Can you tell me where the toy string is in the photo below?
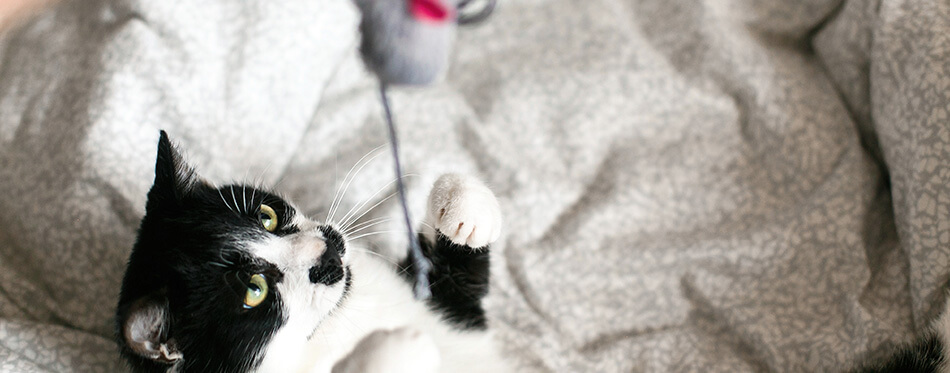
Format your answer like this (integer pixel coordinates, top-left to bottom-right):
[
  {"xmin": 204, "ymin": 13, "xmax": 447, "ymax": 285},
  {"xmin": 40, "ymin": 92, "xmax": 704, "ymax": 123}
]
[{"xmin": 379, "ymin": 83, "xmax": 432, "ymax": 300}]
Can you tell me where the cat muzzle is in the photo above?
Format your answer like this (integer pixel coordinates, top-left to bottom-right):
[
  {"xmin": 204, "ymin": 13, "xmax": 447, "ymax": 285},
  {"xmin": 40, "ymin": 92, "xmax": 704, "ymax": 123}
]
[{"xmin": 309, "ymin": 244, "xmax": 344, "ymax": 285}]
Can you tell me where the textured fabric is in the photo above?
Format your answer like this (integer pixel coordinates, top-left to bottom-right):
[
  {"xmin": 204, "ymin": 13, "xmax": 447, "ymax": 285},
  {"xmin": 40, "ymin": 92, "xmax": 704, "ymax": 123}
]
[{"xmin": 1, "ymin": 0, "xmax": 948, "ymax": 371}]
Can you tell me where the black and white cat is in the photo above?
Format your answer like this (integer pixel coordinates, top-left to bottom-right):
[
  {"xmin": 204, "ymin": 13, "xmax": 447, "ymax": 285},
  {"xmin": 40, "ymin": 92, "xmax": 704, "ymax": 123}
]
[
  {"xmin": 115, "ymin": 131, "xmax": 507, "ymax": 373},
  {"xmin": 116, "ymin": 132, "xmax": 950, "ymax": 373}
]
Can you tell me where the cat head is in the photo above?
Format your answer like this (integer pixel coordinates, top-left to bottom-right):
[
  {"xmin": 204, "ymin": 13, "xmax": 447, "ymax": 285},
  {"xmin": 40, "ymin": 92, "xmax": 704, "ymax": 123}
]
[{"xmin": 115, "ymin": 131, "xmax": 351, "ymax": 373}]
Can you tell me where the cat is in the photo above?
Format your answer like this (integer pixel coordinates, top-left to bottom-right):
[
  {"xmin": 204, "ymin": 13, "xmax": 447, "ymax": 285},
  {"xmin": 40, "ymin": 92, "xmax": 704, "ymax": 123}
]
[{"xmin": 115, "ymin": 131, "xmax": 507, "ymax": 373}]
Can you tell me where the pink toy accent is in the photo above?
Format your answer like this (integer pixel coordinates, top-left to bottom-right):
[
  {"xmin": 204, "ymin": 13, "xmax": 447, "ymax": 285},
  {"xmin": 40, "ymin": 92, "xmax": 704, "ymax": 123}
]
[{"xmin": 409, "ymin": 0, "xmax": 452, "ymax": 23}]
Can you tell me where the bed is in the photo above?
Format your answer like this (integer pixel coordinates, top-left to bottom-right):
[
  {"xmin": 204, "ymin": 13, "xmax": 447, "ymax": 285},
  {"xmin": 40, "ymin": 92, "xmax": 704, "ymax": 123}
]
[{"xmin": 1, "ymin": 0, "xmax": 948, "ymax": 371}]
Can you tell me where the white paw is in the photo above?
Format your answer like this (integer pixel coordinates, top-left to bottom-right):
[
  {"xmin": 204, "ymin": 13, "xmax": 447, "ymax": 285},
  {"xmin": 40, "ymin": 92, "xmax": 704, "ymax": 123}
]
[
  {"xmin": 426, "ymin": 174, "xmax": 502, "ymax": 248},
  {"xmin": 334, "ymin": 327, "xmax": 440, "ymax": 373}
]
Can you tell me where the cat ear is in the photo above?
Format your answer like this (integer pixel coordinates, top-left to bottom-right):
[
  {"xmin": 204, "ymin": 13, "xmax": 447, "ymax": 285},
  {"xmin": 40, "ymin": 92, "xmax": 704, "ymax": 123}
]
[
  {"xmin": 120, "ymin": 293, "xmax": 183, "ymax": 364},
  {"xmin": 149, "ymin": 130, "xmax": 202, "ymax": 206}
]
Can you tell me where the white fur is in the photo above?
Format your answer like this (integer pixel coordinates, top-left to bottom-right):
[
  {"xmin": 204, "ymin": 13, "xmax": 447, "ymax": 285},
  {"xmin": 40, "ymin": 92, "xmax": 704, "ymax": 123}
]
[
  {"xmin": 252, "ymin": 218, "xmax": 351, "ymax": 372},
  {"xmin": 424, "ymin": 174, "xmax": 502, "ymax": 248},
  {"xmin": 292, "ymin": 250, "xmax": 506, "ymax": 373},
  {"xmin": 332, "ymin": 327, "xmax": 441, "ymax": 373},
  {"xmin": 247, "ymin": 174, "xmax": 506, "ymax": 373}
]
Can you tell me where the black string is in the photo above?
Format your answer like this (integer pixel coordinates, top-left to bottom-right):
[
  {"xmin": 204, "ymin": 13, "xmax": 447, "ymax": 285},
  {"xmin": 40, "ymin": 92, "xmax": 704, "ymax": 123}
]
[{"xmin": 379, "ymin": 84, "xmax": 432, "ymax": 300}]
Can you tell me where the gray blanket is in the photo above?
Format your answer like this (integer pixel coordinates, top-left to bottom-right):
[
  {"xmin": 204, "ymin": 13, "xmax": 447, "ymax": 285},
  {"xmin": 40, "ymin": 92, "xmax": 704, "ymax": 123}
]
[{"xmin": 1, "ymin": 0, "xmax": 948, "ymax": 371}]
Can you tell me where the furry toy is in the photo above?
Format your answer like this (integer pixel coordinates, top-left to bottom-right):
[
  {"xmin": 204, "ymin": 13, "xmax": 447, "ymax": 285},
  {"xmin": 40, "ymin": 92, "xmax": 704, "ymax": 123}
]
[{"xmin": 353, "ymin": 0, "xmax": 495, "ymax": 86}]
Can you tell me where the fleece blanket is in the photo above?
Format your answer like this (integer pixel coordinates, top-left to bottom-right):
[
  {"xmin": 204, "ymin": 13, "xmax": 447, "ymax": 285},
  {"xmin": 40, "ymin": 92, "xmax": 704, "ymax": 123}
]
[{"xmin": 1, "ymin": 0, "xmax": 948, "ymax": 371}]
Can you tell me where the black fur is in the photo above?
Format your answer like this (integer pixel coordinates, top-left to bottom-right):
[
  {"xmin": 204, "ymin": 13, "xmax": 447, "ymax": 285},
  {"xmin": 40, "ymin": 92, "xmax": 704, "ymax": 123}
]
[
  {"xmin": 321, "ymin": 224, "xmax": 346, "ymax": 255},
  {"xmin": 116, "ymin": 131, "xmax": 304, "ymax": 373},
  {"xmin": 855, "ymin": 332, "xmax": 946, "ymax": 373},
  {"xmin": 401, "ymin": 233, "xmax": 491, "ymax": 330},
  {"xmin": 309, "ymin": 246, "xmax": 344, "ymax": 285}
]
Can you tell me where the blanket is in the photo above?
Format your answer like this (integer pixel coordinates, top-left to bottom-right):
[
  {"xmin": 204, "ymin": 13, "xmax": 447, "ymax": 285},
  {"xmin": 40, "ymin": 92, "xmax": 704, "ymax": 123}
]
[{"xmin": 1, "ymin": 0, "xmax": 948, "ymax": 371}]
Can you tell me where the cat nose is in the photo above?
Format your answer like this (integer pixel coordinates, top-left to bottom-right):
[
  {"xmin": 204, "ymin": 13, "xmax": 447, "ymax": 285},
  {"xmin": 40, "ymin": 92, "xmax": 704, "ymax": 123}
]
[
  {"xmin": 320, "ymin": 225, "xmax": 345, "ymax": 255},
  {"xmin": 309, "ymin": 244, "xmax": 343, "ymax": 285}
]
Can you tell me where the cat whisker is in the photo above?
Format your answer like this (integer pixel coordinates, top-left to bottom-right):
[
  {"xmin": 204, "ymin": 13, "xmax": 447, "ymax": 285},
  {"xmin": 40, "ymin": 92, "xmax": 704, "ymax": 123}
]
[
  {"xmin": 344, "ymin": 215, "xmax": 392, "ymax": 230},
  {"xmin": 349, "ymin": 247, "xmax": 400, "ymax": 266},
  {"xmin": 255, "ymin": 161, "xmax": 273, "ymax": 187},
  {"xmin": 250, "ymin": 163, "xmax": 275, "ymax": 211},
  {"xmin": 218, "ymin": 188, "xmax": 234, "ymax": 212},
  {"xmin": 249, "ymin": 186, "xmax": 257, "ymax": 214},
  {"xmin": 230, "ymin": 185, "xmax": 240, "ymax": 215},
  {"xmin": 346, "ymin": 230, "xmax": 407, "ymax": 241},
  {"xmin": 342, "ymin": 216, "xmax": 393, "ymax": 235},
  {"xmin": 326, "ymin": 144, "xmax": 387, "ymax": 225},
  {"xmin": 242, "ymin": 180, "xmax": 248, "ymax": 214},
  {"xmin": 343, "ymin": 219, "xmax": 394, "ymax": 237},
  {"xmin": 340, "ymin": 210, "xmax": 396, "ymax": 235},
  {"xmin": 337, "ymin": 172, "xmax": 418, "ymax": 229},
  {"xmin": 269, "ymin": 172, "xmax": 291, "ymax": 193},
  {"xmin": 338, "ymin": 191, "xmax": 399, "ymax": 231}
]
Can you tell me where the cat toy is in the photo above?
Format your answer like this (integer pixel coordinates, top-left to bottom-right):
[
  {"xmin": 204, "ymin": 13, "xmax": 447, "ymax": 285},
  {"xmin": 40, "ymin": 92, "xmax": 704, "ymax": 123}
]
[{"xmin": 352, "ymin": 0, "xmax": 496, "ymax": 299}]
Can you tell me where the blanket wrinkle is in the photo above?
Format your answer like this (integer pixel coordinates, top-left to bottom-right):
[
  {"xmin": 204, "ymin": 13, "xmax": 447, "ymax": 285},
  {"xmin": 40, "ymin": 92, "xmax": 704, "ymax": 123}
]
[
  {"xmin": 533, "ymin": 150, "xmax": 619, "ymax": 248},
  {"xmin": 679, "ymin": 273, "xmax": 773, "ymax": 371}
]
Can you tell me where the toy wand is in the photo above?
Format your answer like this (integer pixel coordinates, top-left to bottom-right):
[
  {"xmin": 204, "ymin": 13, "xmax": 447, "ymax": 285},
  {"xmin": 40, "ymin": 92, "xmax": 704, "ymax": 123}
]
[{"xmin": 353, "ymin": 0, "xmax": 496, "ymax": 299}]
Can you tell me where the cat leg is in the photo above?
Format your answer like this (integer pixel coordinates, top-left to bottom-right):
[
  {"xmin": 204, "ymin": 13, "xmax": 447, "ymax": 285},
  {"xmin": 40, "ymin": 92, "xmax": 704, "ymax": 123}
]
[
  {"xmin": 331, "ymin": 327, "xmax": 440, "ymax": 373},
  {"xmin": 401, "ymin": 174, "xmax": 502, "ymax": 330}
]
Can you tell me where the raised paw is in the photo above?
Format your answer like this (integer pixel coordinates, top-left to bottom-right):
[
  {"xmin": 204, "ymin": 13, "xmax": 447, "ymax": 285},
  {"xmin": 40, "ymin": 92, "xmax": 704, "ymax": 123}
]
[
  {"xmin": 332, "ymin": 327, "xmax": 440, "ymax": 373},
  {"xmin": 426, "ymin": 174, "xmax": 502, "ymax": 248}
]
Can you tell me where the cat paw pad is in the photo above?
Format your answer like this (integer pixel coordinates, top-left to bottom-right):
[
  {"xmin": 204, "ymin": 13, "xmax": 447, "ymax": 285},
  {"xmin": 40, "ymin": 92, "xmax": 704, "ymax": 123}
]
[{"xmin": 426, "ymin": 174, "xmax": 502, "ymax": 248}]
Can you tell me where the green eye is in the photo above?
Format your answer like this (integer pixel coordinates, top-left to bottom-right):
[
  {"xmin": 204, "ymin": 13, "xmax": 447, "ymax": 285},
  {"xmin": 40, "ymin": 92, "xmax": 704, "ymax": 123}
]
[
  {"xmin": 259, "ymin": 204, "xmax": 278, "ymax": 232},
  {"xmin": 243, "ymin": 274, "xmax": 268, "ymax": 309}
]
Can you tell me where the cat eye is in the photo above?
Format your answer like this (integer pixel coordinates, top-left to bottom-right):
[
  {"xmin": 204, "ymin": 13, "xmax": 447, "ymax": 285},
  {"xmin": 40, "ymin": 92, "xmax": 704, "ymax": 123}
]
[
  {"xmin": 243, "ymin": 274, "xmax": 268, "ymax": 309},
  {"xmin": 259, "ymin": 204, "xmax": 278, "ymax": 232}
]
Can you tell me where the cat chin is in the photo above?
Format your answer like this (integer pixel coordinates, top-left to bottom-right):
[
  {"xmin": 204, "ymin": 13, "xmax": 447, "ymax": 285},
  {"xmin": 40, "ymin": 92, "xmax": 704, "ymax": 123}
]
[{"xmin": 257, "ymin": 269, "xmax": 351, "ymax": 372}]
